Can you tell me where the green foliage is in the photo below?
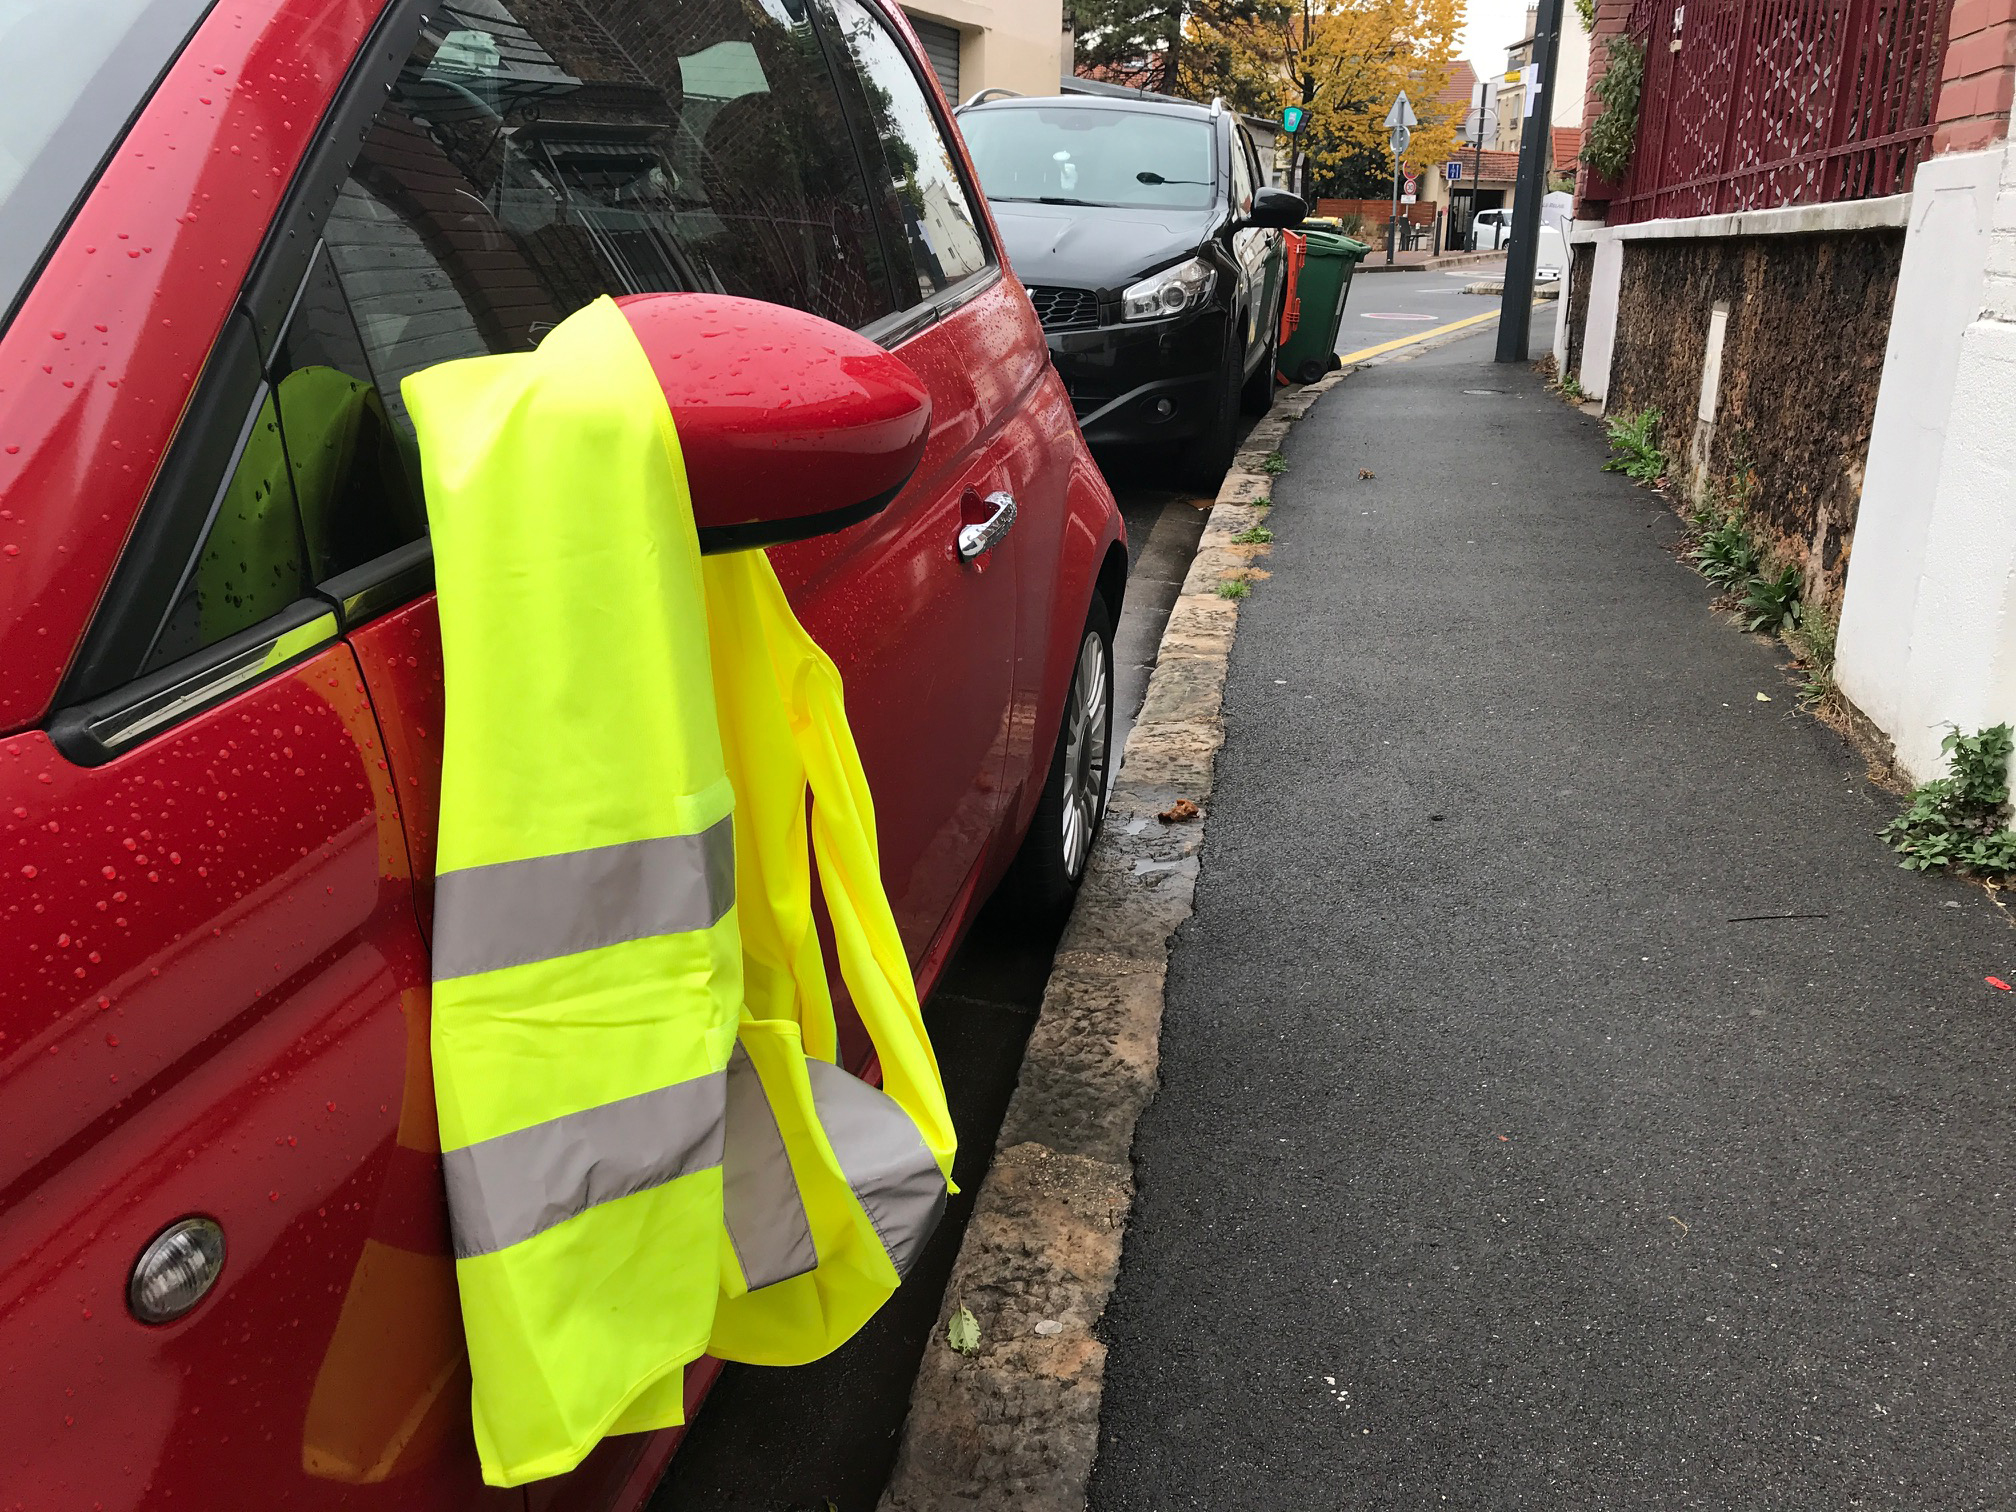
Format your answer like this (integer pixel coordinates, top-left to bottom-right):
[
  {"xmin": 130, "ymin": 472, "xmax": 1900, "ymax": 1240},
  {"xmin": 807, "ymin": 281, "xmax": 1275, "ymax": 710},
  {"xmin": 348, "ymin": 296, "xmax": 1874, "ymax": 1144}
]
[
  {"xmin": 1790, "ymin": 605, "xmax": 1838, "ymax": 703},
  {"xmin": 1252, "ymin": 495, "xmax": 1271, "ymax": 508},
  {"xmin": 1217, "ymin": 578, "xmax": 1252, "ymax": 599},
  {"xmin": 1602, "ymin": 407, "xmax": 1666, "ymax": 484},
  {"xmin": 1573, "ymin": 0, "xmax": 1596, "ymax": 32},
  {"xmin": 1261, "ymin": 451, "xmax": 1289, "ymax": 475},
  {"xmin": 1690, "ymin": 512, "xmax": 1759, "ymax": 588},
  {"xmin": 1581, "ymin": 35, "xmax": 1645, "ymax": 183},
  {"xmin": 1743, "ymin": 564, "xmax": 1802, "ymax": 635},
  {"xmin": 1232, "ymin": 523, "xmax": 1274, "ymax": 543},
  {"xmin": 1555, "ymin": 369, "xmax": 1585, "ymax": 401},
  {"xmin": 1883, "ymin": 726, "xmax": 2016, "ymax": 877}
]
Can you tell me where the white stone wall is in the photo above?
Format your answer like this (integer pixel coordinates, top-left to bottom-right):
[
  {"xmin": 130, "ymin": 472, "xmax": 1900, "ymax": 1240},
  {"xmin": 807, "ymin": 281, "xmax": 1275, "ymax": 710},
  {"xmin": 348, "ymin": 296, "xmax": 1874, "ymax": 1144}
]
[{"xmin": 1835, "ymin": 147, "xmax": 2005, "ymax": 779}]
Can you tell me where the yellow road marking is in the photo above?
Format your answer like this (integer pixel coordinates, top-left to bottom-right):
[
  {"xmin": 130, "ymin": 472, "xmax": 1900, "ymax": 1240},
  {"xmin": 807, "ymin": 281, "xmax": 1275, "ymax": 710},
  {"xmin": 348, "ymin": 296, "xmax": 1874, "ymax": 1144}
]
[{"xmin": 1336, "ymin": 308, "xmax": 1502, "ymax": 364}]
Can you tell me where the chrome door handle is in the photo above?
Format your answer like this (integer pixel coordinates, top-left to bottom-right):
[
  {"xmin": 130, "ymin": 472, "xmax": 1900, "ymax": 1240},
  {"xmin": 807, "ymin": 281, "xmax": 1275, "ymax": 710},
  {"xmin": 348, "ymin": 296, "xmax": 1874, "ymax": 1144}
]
[{"xmin": 957, "ymin": 491, "xmax": 1017, "ymax": 562}]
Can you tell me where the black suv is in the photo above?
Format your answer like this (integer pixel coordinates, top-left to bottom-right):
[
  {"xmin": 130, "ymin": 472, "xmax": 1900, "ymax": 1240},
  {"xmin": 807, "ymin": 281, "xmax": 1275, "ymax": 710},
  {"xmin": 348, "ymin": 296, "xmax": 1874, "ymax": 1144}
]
[{"xmin": 957, "ymin": 91, "xmax": 1305, "ymax": 487}]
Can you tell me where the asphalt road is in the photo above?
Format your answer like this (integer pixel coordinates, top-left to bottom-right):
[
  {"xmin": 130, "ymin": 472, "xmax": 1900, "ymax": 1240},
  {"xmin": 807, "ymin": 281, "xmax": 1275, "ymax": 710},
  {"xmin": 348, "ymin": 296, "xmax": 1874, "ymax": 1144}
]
[
  {"xmin": 1088, "ymin": 330, "xmax": 2016, "ymax": 1508},
  {"xmin": 1337, "ymin": 260, "xmax": 1509, "ymax": 359}
]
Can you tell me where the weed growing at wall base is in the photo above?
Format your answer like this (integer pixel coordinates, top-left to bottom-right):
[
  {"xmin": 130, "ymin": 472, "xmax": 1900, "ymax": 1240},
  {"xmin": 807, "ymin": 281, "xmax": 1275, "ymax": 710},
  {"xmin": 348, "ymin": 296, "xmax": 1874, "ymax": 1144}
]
[
  {"xmin": 1603, "ymin": 408, "xmax": 1667, "ymax": 484},
  {"xmin": 1883, "ymin": 725, "xmax": 2016, "ymax": 878},
  {"xmin": 1691, "ymin": 511, "xmax": 1760, "ymax": 587},
  {"xmin": 1743, "ymin": 564, "xmax": 1803, "ymax": 635}
]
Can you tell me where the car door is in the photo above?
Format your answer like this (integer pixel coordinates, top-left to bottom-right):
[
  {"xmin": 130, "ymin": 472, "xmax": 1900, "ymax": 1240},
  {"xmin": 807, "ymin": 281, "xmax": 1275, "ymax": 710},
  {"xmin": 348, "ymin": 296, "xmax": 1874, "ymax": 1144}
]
[
  {"xmin": 1, "ymin": 286, "xmax": 511, "ymax": 1512},
  {"xmin": 787, "ymin": 0, "xmax": 1036, "ymax": 991},
  {"xmin": 1238, "ymin": 126, "xmax": 1284, "ymax": 350},
  {"xmin": 1225, "ymin": 121, "xmax": 1267, "ymax": 370}
]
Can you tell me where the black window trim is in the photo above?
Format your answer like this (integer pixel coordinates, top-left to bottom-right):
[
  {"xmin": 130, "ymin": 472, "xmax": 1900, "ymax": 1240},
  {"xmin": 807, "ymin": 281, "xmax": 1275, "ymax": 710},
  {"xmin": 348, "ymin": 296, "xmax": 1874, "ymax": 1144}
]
[{"xmin": 51, "ymin": 599, "xmax": 339, "ymax": 767}]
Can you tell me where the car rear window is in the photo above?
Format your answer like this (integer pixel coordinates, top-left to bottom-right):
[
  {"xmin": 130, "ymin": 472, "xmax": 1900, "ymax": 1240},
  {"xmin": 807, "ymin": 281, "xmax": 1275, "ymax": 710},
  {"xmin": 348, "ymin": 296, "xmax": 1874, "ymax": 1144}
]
[
  {"xmin": 960, "ymin": 106, "xmax": 1214, "ymax": 211},
  {"xmin": 0, "ymin": 0, "xmax": 217, "ymax": 333}
]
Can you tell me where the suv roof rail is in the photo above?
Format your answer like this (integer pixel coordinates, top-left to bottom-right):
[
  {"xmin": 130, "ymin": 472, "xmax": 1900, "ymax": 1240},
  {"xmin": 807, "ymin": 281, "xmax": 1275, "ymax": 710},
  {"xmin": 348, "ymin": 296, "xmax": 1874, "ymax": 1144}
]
[
  {"xmin": 959, "ymin": 87, "xmax": 1023, "ymax": 108},
  {"xmin": 1210, "ymin": 95, "xmax": 1225, "ymax": 116}
]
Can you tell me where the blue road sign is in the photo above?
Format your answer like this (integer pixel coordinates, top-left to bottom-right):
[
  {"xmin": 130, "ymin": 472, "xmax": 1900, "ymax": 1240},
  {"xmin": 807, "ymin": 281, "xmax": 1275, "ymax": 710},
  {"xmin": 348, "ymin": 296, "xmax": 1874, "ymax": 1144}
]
[{"xmin": 1446, "ymin": 159, "xmax": 1464, "ymax": 181}]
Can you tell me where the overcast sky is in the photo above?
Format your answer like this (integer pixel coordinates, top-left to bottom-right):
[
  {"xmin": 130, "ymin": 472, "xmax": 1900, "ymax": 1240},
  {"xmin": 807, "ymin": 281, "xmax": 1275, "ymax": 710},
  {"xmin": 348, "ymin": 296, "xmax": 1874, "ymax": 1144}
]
[{"xmin": 1461, "ymin": 0, "xmax": 1540, "ymax": 82}]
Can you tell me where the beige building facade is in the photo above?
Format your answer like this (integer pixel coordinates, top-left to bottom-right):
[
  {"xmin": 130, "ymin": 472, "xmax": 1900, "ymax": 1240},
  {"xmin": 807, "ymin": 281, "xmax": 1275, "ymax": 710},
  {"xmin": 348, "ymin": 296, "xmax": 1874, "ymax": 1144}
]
[
  {"xmin": 1493, "ymin": 3, "xmax": 1591, "ymax": 153},
  {"xmin": 902, "ymin": 1, "xmax": 1068, "ymax": 103}
]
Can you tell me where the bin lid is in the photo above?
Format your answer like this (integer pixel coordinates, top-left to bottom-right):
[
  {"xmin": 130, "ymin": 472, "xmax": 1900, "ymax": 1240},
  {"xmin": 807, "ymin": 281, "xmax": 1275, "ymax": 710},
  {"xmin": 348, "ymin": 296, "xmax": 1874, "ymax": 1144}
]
[{"xmin": 1301, "ymin": 229, "xmax": 1370, "ymax": 258}]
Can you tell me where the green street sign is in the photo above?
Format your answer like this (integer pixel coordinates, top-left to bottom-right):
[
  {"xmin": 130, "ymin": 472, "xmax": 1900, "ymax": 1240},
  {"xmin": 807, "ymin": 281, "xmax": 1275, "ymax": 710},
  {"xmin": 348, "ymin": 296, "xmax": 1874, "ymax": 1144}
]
[{"xmin": 1281, "ymin": 104, "xmax": 1305, "ymax": 133}]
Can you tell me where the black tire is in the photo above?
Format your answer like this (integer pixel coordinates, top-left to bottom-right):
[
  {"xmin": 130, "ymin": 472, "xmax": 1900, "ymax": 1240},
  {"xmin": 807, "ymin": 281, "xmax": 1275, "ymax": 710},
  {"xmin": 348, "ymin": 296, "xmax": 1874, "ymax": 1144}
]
[
  {"xmin": 1239, "ymin": 331, "xmax": 1277, "ymax": 416},
  {"xmin": 1295, "ymin": 354, "xmax": 1327, "ymax": 384},
  {"xmin": 1178, "ymin": 328, "xmax": 1242, "ymax": 492},
  {"xmin": 1002, "ymin": 596, "xmax": 1116, "ymax": 922}
]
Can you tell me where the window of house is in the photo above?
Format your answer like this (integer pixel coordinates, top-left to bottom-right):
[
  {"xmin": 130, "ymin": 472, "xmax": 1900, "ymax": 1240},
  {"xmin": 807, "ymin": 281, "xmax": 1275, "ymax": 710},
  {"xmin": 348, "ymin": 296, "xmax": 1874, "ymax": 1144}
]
[{"xmin": 816, "ymin": 0, "xmax": 986, "ymax": 302}]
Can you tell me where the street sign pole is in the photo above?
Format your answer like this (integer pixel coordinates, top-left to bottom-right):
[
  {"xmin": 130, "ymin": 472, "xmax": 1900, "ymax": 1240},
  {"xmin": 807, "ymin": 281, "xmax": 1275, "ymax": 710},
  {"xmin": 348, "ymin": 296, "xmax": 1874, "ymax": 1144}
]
[
  {"xmin": 1496, "ymin": 0, "xmax": 1565, "ymax": 361},
  {"xmin": 1382, "ymin": 93, "xmax": 1416, "ymax": 265}
]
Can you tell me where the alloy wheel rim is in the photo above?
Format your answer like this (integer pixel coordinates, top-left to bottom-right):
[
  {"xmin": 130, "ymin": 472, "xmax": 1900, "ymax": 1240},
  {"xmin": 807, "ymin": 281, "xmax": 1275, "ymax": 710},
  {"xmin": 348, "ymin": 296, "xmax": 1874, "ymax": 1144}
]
[{"xmin": 1060, "ymin": 630, "xmax": 1110, "ymax": 879}]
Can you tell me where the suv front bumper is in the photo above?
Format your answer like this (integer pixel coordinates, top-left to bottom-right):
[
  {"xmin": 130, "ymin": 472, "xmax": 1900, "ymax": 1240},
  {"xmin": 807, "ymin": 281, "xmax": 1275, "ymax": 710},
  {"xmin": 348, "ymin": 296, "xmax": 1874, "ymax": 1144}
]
[{"xmin": 1047, "ymin": 308, "xmax": 1231, "ymax": 449}]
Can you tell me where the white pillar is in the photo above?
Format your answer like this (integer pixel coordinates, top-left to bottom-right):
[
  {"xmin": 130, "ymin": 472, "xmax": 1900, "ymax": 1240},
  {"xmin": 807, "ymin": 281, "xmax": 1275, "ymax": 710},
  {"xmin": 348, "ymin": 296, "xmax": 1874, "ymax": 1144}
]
[{"xmin": 1834, "ymin": 147, "xmax": 2006, "ymax": 778}]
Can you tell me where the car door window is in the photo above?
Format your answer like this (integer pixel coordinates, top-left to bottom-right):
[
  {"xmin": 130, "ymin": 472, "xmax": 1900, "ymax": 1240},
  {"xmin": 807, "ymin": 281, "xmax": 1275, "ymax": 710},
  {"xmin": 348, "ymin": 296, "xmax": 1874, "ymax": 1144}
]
[
  {"xmin": 328, "ymin": 0, "xmax": 900, "ymax": 355},
  {"xmin": 814, "ymin": 0, "xmax": 986, "ymax": 302},
  {"xmin": 142, "ymin": 377, "xmax": 312, "ymax": 672},
  {"xmin": 268, "ymin": 242, "xmax": 432, "ymax": 588},
  {"xmin": 1229, "ymin": 124, "xmax": 1253, "ymax": 216}
]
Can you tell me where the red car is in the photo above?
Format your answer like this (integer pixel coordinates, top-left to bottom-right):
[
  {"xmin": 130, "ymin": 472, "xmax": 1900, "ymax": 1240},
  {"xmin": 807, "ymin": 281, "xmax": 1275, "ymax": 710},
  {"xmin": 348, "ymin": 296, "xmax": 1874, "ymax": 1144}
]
[{"xmin": 0, "ymin": 1, "xmax": 1125, "ymax": 1507}]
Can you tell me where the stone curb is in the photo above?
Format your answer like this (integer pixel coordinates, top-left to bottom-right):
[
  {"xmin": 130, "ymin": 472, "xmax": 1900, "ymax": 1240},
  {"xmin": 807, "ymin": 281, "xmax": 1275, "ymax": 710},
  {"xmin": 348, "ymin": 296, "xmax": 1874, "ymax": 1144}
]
[{"xmin": 877, "ymin": 371, "xmax": 1352, "ymax": 1512}]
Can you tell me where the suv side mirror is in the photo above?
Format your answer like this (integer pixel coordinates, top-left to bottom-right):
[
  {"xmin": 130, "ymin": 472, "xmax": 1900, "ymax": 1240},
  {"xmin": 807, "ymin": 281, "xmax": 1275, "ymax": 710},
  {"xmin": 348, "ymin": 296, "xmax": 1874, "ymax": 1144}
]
[
  {"xmin": 616, "ymin": 293, "xmax": 932, "ymax": 554},
  {"xmin": 1247, "ymin": 187, "xmax": 1307, "ymax": 228}
]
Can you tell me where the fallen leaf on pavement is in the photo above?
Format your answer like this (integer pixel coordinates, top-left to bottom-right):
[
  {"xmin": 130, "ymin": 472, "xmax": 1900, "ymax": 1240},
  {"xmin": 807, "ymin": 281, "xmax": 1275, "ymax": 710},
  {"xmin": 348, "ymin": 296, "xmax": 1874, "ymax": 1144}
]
[
  {"xmin": 1755, "ymin": 692, "xmax": 1773, "ymax": 702},
  {"xmin": 947, "ymin": 1305, "xmax": 981, "ymax": 1355},
  {"xmin": 1158, "ymin": 798, "xmax": 1200, "ymax": 824},
  {"xmin": 1359, "ymin": 468, "xmax": 1376, "ymax": 479}
]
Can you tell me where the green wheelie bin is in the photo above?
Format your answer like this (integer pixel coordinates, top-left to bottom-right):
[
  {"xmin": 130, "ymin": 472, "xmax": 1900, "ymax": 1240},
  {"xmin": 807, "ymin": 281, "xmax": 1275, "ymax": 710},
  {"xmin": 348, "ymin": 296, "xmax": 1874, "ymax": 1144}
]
[{"xmin": 1278, "ymin": 228, "xmax": 1369, "ymax": 385}]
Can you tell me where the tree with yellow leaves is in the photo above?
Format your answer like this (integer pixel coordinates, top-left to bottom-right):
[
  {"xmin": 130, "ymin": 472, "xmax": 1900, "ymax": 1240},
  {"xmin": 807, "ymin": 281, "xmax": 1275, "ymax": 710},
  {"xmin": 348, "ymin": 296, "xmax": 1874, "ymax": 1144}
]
[{"xmin": 1176, "ymin": 0, "xmax": 1464, "ymax": 200}]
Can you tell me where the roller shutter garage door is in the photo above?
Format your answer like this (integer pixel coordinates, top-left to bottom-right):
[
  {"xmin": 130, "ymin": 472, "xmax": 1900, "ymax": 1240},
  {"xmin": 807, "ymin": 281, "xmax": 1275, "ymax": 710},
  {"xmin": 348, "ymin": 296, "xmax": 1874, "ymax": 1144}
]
[{"xmin": 907, "ymin": 15, "xmax": 961, "ymax": 101}]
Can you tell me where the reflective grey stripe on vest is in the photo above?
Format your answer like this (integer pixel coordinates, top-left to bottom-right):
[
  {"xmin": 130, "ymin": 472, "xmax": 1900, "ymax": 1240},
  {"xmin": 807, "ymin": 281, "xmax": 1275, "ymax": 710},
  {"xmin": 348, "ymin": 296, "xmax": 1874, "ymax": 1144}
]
[
  {"xmin": 804, "ymin": 1059, "xmax": 948, "ymax": 1279},
  {"xmin": 431, "ymin": 815, "xmax": 736, "ymax": 982},
  {"xmin": 443, "ymin": 1070, "xmax": 727, "ymax": 1259},
  {"xmin": 722, "ymin": 1043, "xmax": 819, "ymax": 1291}
]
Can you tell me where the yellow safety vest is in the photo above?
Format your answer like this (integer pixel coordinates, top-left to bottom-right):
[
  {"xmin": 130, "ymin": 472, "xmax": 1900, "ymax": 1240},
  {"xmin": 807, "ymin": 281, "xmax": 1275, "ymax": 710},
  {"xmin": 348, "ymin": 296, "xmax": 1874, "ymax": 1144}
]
[{"xmin": 404, "ymin": 295, "xmax": 954, "ymax": 1488}]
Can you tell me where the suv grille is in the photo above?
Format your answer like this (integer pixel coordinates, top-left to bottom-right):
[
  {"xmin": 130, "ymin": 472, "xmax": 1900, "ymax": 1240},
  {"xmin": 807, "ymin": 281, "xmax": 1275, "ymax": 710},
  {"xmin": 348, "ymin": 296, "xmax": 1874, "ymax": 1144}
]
[{"xmin": 1026, "ymin": 285, "xmax": 1099, "ymax": 331}]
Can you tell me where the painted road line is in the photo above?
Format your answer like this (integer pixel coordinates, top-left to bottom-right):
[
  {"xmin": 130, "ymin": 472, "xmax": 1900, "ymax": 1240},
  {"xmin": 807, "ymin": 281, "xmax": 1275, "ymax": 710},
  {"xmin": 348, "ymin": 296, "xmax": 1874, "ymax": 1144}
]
[{"xmin": 1338, "ymin": 308, "xmax": 1503, "ymax": 363}]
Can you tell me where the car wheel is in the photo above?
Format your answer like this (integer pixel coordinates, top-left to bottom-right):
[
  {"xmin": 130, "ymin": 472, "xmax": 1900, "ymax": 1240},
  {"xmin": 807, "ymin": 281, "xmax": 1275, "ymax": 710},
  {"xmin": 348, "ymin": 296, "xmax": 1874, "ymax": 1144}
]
[
  {"xmin": 1004, "ymin": 596, "xmax": 1115, "ymax": 920},
  {"xmin": 1239, "ymin": 331, "xmax": 1277, "ymax": 416},
  {"xmin": 1179, "ymin": 329, "xmax": 1242, "ymax": 492}
]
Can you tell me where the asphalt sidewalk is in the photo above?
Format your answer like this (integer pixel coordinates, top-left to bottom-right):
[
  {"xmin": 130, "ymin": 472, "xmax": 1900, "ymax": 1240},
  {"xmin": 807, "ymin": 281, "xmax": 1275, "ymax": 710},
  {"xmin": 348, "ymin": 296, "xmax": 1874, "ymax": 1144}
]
[{"xmin": 1087, "ymin": 335, "xmax": 2016, "ymax": 1508}]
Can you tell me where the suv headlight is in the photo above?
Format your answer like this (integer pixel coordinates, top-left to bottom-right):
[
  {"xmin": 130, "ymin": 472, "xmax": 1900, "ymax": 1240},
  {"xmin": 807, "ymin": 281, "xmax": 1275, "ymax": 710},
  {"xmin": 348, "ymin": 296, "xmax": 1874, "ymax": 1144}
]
[{"xmin": 1121, "ymin": 257, "xmax": 1216, "ymax": 322}]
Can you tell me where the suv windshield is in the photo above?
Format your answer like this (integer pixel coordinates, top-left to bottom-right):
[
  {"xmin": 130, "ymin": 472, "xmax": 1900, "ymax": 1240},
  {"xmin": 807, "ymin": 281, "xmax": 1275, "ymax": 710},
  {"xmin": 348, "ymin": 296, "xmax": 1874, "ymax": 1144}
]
[
  {"xmin": 0, "ymin": 0, "xmax": 216, "ymax": 331},
  {"xmin": 960, "ymin": 106, "xmax": 1214, "ymax": 211}
]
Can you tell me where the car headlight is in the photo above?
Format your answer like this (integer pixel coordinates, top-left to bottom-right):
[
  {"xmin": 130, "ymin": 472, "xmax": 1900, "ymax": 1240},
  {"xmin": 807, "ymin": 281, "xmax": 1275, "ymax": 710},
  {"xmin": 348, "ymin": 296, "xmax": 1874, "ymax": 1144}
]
[{"xmin": 1121, "ymin": 257, "xmax": 1216, "ymax": 322}]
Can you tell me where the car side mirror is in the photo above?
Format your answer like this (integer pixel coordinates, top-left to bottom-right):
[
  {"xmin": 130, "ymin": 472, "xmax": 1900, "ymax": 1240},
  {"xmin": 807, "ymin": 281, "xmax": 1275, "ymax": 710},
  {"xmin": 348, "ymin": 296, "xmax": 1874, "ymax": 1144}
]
[
  {"xmin": 615, "ymin": 293, "xmax": 932, "ymax": 554},
  {"xmin": 1247, "ymin": 187, "xmax": 1307, "ymax": 228}
]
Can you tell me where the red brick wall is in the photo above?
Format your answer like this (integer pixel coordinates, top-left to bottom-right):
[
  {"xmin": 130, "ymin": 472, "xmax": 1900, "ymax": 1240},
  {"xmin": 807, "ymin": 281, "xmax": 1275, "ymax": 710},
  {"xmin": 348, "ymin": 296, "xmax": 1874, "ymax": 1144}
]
[
  {"xmin": 1574, "ymin": 0, "xmax": 1635, "ymax": 216},
  {"xmin": 1934, "ymin": 0, "xmax": 2016, "ymax": 153}
]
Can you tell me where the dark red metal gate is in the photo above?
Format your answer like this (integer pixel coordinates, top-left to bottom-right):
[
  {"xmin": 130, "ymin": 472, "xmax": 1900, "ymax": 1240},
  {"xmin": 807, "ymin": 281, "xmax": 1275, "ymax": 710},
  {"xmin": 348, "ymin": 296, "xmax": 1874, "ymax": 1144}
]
[{"xmin": 1610, "ymin": 0, "xmax": 1949, "ymax": 222}]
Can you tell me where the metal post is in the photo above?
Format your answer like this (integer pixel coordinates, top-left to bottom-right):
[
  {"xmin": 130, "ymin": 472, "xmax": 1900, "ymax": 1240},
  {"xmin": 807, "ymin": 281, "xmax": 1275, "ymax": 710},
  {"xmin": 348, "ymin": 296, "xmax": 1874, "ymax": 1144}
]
[
  {"xmin": 1472, "ymin": 135, "xmax": 1484, "ymax": 248},
  {"xmin": 1495, "ymin": 0, "xmax": 1565, "ymax": 361},
  {"xmin": 1387, "ymin": 144, "xmax": 1400, "ymax": 263}
]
